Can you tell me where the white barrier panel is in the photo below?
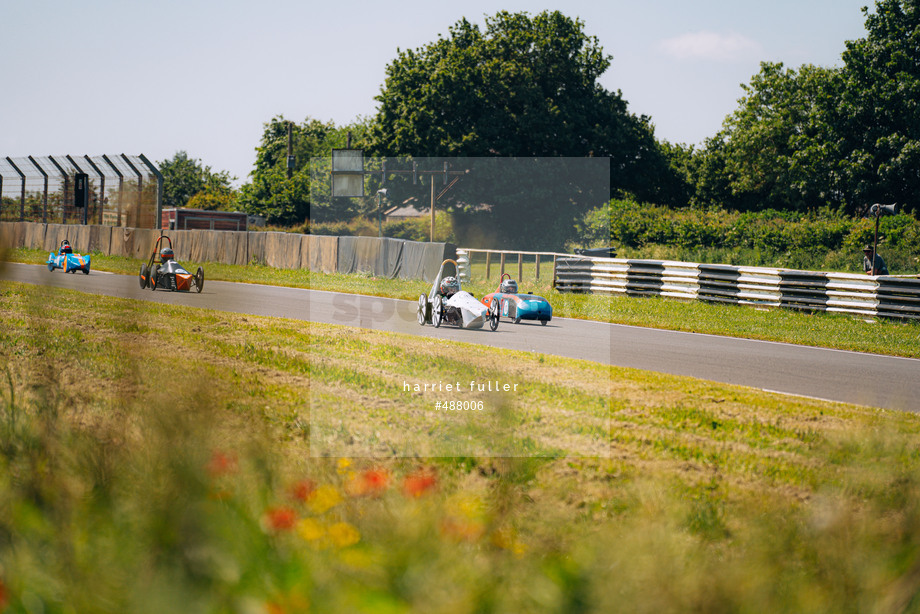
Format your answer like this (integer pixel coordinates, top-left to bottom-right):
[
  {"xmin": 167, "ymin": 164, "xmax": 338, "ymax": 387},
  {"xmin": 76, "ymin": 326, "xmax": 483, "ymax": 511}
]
[{"xmin": 554, "ymin": 256, "xmax": 920, "ymax": 320}]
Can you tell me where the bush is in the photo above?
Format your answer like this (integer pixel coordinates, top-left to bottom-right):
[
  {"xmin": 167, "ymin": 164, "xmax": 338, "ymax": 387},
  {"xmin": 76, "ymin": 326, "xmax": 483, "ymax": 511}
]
[
  {"xmin": 309, "ymin": 213, "xmax": 456, "ymax": 243},
  {"xmin": 572, "ymin": 201, "xmax": 920, "ymax": 273}
]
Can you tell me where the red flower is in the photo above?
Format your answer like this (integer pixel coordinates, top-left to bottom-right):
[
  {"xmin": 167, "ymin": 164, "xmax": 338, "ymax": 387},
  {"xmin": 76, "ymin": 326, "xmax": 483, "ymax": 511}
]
[
  {"xmin": 347, "ymin": 468, "xmax": 390, "ymax": 497},
  {"xmin": 402, "ymin": 469, "xmax": 438, "ymax": 498},
  {"xmin": 207, "ymin": 451, "xmax": 238, "ymax": 478},
  {"xmin": 0, "ymin": 578, "xmax": 8, "ymax": 611},
  {"xmin": 362, "ymin": 468, "xmax": 389, "ymax": 495},
  {"xmin": 263, "ymin": 506, "xmax": 297, "ymax": 531},
  {"xmin": 288, "ymin": 479, "xmax": 316, "ymax": 503}
]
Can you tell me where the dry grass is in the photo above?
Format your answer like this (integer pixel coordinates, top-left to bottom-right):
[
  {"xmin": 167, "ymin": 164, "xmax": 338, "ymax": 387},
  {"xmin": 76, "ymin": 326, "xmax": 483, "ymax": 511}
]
[{"xmin": 2, "ymin": 281, "xmax": 920, "ymax": 612}]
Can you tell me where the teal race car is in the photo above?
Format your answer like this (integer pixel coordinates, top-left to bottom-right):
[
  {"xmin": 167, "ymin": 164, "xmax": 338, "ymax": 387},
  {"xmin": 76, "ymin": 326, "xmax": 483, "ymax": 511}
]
[
  {"xmin": 480, "ymin": 274, "xmax": 552, "ymax": 325},
  {"xmin": 46, "ymin": 240, "xmax": 91, "ymax": 275}
]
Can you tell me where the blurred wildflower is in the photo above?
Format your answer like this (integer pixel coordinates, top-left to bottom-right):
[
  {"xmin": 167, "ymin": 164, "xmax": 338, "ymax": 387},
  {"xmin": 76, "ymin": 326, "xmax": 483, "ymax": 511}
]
[
  {"xmin": 491, "ymin": 527, "xmax": 527, "ymax": 558},
  {"xmin": 0, "ymin": 578, "xmax": 8, "ymax": 611},
  {"xmin": 297, "ymin": 518, "xmax": 359, "ymax": 549},
  {"xmin": 439, "ymin": 517, "xmax": 486, "ymax": 542},
  {"xmin": 328, "ymin": 522, "xmax": 361, "ymax": 548},
  {"xmin": 207, "ymin": 450, "xmax": 238, "ymax": 478},
  {"xmin": 309, "ymin": 485, "xmax": 343, "ymax": 514},
  {"xmin": 402, "ymin": 468, "xmax": 438, "ymax": 498},
  {"xmin": 440, "ymin": 494, "xmax": 486, "ymax": 542},
  {"xmin": 262, "ymin": 506, "xmax": 297, "ymax": 532},
  {"xmin": 452, "ymin": 493, "xmax": 485, "ymax": 518},
  {"xmin": 288, "ymin": 479, "xmax": 316, "ymax": 503},
  {"xmin": 297, "ymin": 517, "xmax": 325, "ymax": 542},
  {"xmin": 346, "ymin": 468, "xmax": 390, "ymax": 497},
  {"xmin": 336, "ymin": 458, "xmax": 352, "ymax": 474}
]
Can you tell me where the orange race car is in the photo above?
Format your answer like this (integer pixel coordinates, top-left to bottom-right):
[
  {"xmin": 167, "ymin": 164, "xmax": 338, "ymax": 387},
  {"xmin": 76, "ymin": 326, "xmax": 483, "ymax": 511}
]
[{"xmin": 139, "ymin": 235, "xmax": 204, "ymax": 293}]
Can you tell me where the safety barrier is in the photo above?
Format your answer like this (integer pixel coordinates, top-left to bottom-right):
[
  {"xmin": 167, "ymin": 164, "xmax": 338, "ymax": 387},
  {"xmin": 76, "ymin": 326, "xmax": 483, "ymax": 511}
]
[
  {"xmin": 456, "ymin": 248, "xmax": 564, "ymax": 283},
  {"xmin": 0, "ymin": 222, "xmax": 454, "ymax": 282},
  {"xmin": 553, "ymin": 256, "xmax": 920, "ymax": 320}
]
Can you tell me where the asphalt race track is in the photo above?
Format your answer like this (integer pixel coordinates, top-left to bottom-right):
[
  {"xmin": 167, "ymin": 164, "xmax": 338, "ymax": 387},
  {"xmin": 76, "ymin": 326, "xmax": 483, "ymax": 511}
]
[{"xmin": 3, "ymin": 261, "xmax": 918, "ymax": 413}]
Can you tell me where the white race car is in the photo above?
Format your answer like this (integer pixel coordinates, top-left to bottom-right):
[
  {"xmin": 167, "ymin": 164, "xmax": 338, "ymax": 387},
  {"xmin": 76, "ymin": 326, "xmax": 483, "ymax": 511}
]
[{"xmin": 417, "ymin": 259, "xmax": 499, "ymax": 331}]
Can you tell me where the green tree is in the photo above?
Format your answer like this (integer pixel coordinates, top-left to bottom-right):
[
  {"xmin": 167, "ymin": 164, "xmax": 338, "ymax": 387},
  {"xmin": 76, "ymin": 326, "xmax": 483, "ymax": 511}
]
[
  {"xmin": 368, "ymin": 10, "xmax": 671, "ymax": 246},
  {"xmin": 372, "ymin": 11, "xmax": 669, "ymax": 189},
  {"xmin": 239, "ymin": 115, "xmax": 372, "ymax": 224},
  {"xmin": 158, "ymin": 151, "xmax": 237, "ymax": 211},
  {"xmin": 836, "ymin": 0, "xmax": 920, "ymax": 213},
  {"xmin": 657, "ymin": 140, "xmax": 697, "ymax": 207},
  {"xmin": 186, "ymin": 184, "xmax": 238, "ymax": 211},
  {"xmin": 694, "ymin": 0, "xmax": 920, "ymax": 215},
  {"xmin": 696, "ymin": 62, "xmax": 842, "ymax": 211}
]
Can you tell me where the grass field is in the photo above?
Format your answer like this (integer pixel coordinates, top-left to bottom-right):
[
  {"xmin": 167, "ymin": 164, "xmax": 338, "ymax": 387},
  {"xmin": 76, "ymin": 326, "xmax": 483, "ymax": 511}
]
[
  {"xmin": 1, "ymin": 281, "xmax": 920, "ymax": 612},
  {"xmin": 6, "ymin": 247, "xmax": 920, "ymax": 359}
]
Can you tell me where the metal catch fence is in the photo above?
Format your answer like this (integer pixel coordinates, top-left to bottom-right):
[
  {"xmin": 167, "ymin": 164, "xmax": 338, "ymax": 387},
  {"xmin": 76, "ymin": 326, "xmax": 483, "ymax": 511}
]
[
  {"xmin": 0, "ymin": 154, "xmax": 161, "ymax": 228},
  {"xmin": 456, "ymin": 248, "xmax": 567, "ymax": 283}
]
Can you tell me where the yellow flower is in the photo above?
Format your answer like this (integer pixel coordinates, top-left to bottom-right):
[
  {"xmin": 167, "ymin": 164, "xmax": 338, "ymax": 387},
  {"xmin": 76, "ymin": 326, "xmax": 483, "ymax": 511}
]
[
  {"xmin": 297, "ymin": 517, "xmax": 325, "ymax": 542},
  {"xmin": 449, "ymin": 493, "xmax": 485, "ymax": 519},
  {"xmin": 491, "ymin": 527, "xmax": 527, "ymax": 557},
  {"xmin": 336, "ymin": 458, "xmax": 352, "ymax": 474},
  {"xmin": 309, "ymin": 485, "xmax": 343, "ymax": 514},
  {"xmin": 327, "ymin": 521, "xmax": 361, "ymax": 548}
]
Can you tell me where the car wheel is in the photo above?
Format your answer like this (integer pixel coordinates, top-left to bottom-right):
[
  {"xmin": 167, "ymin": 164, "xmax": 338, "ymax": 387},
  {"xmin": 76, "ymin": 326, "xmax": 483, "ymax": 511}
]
[
  {"xmin": 540, "ymin": 319, "xmax": 548, "ymax": 326},
  {"xmin": 432, "ymin": 295, "xmax": 443, "ymax": 328},
  {"xmin": 514, "ymin": 315, "xmax": 521, "ymax": 324},
  {"xmin": 139, "ymin": 264, "xmax": 149, "ymax": 289},
  {"xmin": 150, "ymin": 266, "xmax": 160, "ymax": 291},
  {"xmin": 417, "ymin": 294, "xmax": 428, "ymax": 326},
  {"xmin": 196, "ymin": 267, "xmax": 204, "ymax": 293},
  {"xmin": 489, "ymin": 300, "xmax": 500, "ymax": 331},
  {"xmin": 82, "ymin": 268, "xmax": 89, "ymax": 275}
]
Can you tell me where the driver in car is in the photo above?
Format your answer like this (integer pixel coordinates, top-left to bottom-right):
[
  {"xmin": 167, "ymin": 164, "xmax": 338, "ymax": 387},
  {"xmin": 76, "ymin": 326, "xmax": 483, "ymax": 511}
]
[{"xmin": 439, "ymin": 276, "xmax": 460, "ymax": 298}]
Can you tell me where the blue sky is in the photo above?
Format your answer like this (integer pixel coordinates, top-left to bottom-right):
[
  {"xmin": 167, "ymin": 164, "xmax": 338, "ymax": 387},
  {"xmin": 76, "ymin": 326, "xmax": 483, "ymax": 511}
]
[{"xmin": 2, "ymin": 0, "xmax": 871, "ymax": 186}]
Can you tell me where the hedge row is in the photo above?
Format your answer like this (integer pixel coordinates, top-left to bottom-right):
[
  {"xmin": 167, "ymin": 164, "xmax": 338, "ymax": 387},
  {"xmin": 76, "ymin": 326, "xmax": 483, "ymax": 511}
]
[{"xmin": 579, "ymin": 200, "xmax": 920, "ymax": 255}]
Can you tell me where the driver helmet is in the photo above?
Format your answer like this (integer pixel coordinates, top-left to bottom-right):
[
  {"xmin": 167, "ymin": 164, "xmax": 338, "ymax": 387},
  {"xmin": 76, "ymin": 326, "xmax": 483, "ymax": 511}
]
[
  {"xmin": 160, "ymin": 247, "xmax": 175, "ymax": 262},
  {"xmin": 61, "ymin": 240, "xmax": 73, "ymax": 254},
  {"xmin": 439, "ymin": 276, "xmax": 460, "ymax": 296},
  {"xmin": 500, "ymin": 278, "xmax": 518, "ymax": 294}
]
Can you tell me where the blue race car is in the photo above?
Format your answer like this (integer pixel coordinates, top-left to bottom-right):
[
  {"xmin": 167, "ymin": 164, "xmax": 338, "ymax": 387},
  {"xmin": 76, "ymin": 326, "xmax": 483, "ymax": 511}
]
[
  {"xmin": 46, "ymin": 240, "xmax": 91, "ymax": 275},
  {"xmin": 481, "ymin": 273, "xmax": 552, "ymax": 325}
]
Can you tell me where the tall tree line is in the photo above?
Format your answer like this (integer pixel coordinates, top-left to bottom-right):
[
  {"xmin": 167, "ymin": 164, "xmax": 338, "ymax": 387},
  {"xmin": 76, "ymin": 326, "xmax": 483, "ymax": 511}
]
[
  {"xmin": 688, "ymin": 0, "xmax": 920, "ymax": 215},
  {"xmin": 182, "ymin": 1, "xmax": 920, "ymax": 234}
]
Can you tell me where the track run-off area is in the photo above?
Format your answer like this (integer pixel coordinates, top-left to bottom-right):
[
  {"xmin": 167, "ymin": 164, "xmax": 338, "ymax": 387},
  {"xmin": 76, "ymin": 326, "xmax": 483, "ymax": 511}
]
[{"xmin": 2, "ymin": 261, "xmax": 918, "ymax": 413}]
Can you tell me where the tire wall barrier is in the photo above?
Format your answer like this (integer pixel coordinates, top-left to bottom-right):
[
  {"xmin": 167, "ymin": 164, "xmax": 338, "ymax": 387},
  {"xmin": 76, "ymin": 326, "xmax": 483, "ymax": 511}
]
[
  {"xmin": 0, "ymin": 222, "xmax": 453, "ymax": 282},
  {"xmin": 554, "ymin": 256, "xmax": 920, "ymax": 320}
]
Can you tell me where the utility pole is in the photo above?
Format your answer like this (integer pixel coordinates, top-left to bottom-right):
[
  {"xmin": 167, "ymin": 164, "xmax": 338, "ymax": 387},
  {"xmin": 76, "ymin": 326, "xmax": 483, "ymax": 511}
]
[
  {"xmin": 430, "ymin": 178, "xmax": 436, "ymax": 241},
  {"xmin": 286, "ymin": 121, "xmax": 294, "ymax": 180}
]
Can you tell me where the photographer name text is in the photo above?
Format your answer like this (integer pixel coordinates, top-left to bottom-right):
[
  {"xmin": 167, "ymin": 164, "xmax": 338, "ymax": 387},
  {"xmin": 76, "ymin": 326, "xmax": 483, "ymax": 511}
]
[{"xmin": 403, "ymin": 381, "xmax": 519, "ymax": 393}]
